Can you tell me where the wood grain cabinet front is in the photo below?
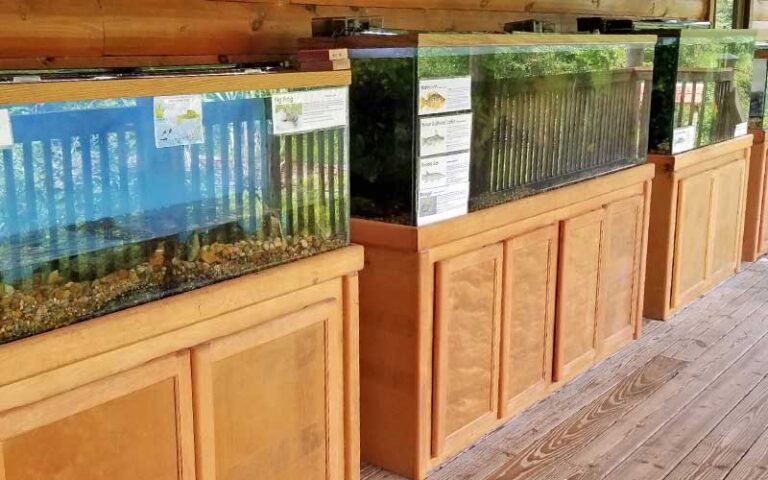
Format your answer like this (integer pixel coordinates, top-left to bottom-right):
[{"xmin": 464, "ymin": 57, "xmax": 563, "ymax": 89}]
[
  {"xmin": 598, "ymin": 195, "xmax": 645, "ymax": 357},
  {"xmin": 192, "ymin": 300, "xmax": 345, "ymax": 480},
  {"xmin": 0, "ymin": 351, "xmax": 196, "ymax": 480},
  {"xmin": 432, "ymin": 244, "xmax": 503, "ymax": 460},
  {"xmin": 499, "ymin": 225, "xmax": 558, "ymax": 418},
  {"xmin": 555, "ymin": 209, "xmax": 605, "ymax": 382}
]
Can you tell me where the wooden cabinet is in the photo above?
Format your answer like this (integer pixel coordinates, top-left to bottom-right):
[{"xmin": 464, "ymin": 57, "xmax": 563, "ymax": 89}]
[
  {"xmin": 599, "ymin": 195, "xmax": 645, "ymax": 355},
  {"xmin": 193, "ymin": 300, "xmax": 345, "ymax": 480},
  {"xmin": 499, "ymin": 225, "xmax": 557, "ymax": 417},
  {"xmin": 432, "ymin": 244, "xmax": 503, "ymax": 458},
  {"xmin": 743, "ymin": 128, "xmax": 768, "ymax": 262},
  {"xmin": 0, "ymin": 352, "xmax": 195, "ymax": 480},
  {"xmin": 555, "ymin": 209, "xmax": 604, "ymax": 382},
  {"xmin": 646, "ymin": 136, "xmax": 751, "ymax": 319},
  {"xmin": 353, "ymin": 165, "xmax": 654, "ymax": 479},
  {"xmin": 0, "ymin": 247, "xmax": 363, "ymax": 480},
  {"xmin": 711, "ymin": 161, "xmax": 747, "ymax": 278},
  {"xmin": 670, "ymin": 158, "xmax": 747, "ymax": 310}
]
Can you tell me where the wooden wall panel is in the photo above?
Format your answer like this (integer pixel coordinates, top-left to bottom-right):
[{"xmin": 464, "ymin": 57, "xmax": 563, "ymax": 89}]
[{"xmin": 0, "ymin": 0, "xmax": 708, "ymax": 65}]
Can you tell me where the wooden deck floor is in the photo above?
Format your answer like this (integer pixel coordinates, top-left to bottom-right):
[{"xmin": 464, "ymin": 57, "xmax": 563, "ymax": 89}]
[{"xmin": 363, "ymin": 259, "xmax": 768, "ymax": 480}]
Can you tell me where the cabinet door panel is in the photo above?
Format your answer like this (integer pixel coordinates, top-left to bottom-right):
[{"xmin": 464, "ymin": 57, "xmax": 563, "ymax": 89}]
[
  {"xmin": 193, "ymin": 300, "xmax": 343, "ymax": 480},
  {"xmin": 0, "ymin": 352, "xmax": 194, "ymax": 480},
  {"xmin": 599, "ymin": 195, "xmax": 644, "ymax": 356},
  {"xmin": 710, "ymin": 160, "xmax": 746, "ymax": 280},
  {"xmin": 500, "ymin": 225, "xmax": 557, "ymax": 418},
  {"xmin": 432, "ymin": 244, "xmax": 503, "ymax": 459},
  {"xmin": 556, "ymin": 209, "xmax": 604, "ymax": 382},
  {"xmin": 672, "ymin": 171, "xmax": 715, "ymax": 310}
]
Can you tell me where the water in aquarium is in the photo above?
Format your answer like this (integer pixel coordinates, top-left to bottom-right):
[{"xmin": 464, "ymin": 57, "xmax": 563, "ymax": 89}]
[
  {"xmin": 344, "ymin": 35, "xmax": 654, "ymax": 225},
  {"xmin": 0, "ymin": 83, "xmax": 349, "ymax": 343},
  {"xmin": 750, "ymin": 42, "xmax": 768, "ymax": 129},
  {"xmin": 579, "ymin": 21, "xmax": 756, "ymax": 154}
]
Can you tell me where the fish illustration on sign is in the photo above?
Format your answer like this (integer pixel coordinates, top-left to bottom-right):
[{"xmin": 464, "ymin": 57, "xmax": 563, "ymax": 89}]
[
  {"xmin": 421, "ymin": 170, "xmax": 446, "ymax": 182},
  {"xmin": 422, "ymin": 130, "xmax": 445, "ymax": 147},
  {"xmin": 420, "ymin": 92, "xmax": 446, "ymax": 110}
]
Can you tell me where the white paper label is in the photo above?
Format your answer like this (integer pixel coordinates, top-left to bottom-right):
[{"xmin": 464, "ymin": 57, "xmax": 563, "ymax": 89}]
[
  {"xmin": 154, "ymin": 95, "xmax": 204, "ymax": 149},
  {"xmin": 419, "ymin": 113, "xmax": 473, "ymax": 157},
  {"xmin": 0, "ymin": 110, "xmax": 13, "ymax": 149},
  {"xmin": 418, "ymin": 77, "xmax": 472, "ymax": 116},
  {"xmin": 734, "ymin": 122, "xmax": 748, "ymax": 137},
  {"xmin": 672, "ymin": 125, "xmax": 696, "ymax": 154},
  {"xmin": 417, "ymin": 151, "xmax": 471, "ymax": 226},
  {"xmin": 272, "ymin": 87, "xmax": 348, "ymax": 135}
]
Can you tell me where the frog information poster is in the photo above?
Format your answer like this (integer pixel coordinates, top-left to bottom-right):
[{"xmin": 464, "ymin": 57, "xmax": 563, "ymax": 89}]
[
  {"xmin": 416, "ymin": 152, "xmax": 471, "ymax": 226},
  {"xmin": 417, "ymin": 76, "xmax": 472, "ymax": 115},
  {"xmin": 271, "ymin": 87, "xmax": 348, "ymax": 135},
  {"xmin": 154, "ymin": 95, "xmax": 204, "ymax": 148}
]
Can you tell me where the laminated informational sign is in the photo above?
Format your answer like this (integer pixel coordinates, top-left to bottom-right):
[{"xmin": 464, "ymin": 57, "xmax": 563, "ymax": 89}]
[
  {"xmin": 672, "ymin": 125, "xmax": 696, "ymax": 154},
  {"xmin": 734, "ymin": 122, "xmax": 748, "ymax": 137},
  {"xmin": 0, "ymin": 110, "xmax": 13, "ymax": 149},
  {"xmin": 271, "ymin": 87, "xmax": 348, "ymax": 135},
  {"xmin": 154, "ymin": 95, "xmax": 204, "ymax": 149},
  {"xmin": 417, "ymin": 151, "xmax": 471, "ymax": 226},
  {"xmin": 418, "ymin": 76, "xmax": 472, "ymax": 115},
  {"xmin": 419, "ymin": 113, "xmax": 473, "ymax": 157}
]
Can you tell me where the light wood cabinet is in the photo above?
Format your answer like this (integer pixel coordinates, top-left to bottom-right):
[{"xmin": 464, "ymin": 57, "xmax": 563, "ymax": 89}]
[
  {"xmin": 193, "ymin": 300, "xmax": 345, "ymax": 480},
  {"xmin": 646, "ymin": 135, "xmax": 751, "ymax": 319},
  {"xmin": 353, "ymin": 165, "xmax": 654, "ymax": 479},
  {"xmin": 0, "ymin": 352, "xmax": 195, "ymax": 480},
  {"xmin": 432, "ymin": 244, "xmax": 503, "ymax": 458},
  {"xmin": 499, "ymin": 225, "xmax": 557, "ymax": 417},
  {"xmin": 599, "ymin": 195, "xmax": 645, "ymax": 355},
  {"xmin": 555, "ymin": 209, "xmax": 604, "ymax": 382},
  {"xmin": 0, "ymin": 247, "xmax": 363, "ymax": 480},
  {"xmin": 743, "ymin": 128, "xmax": 768, "ymax": 261}
]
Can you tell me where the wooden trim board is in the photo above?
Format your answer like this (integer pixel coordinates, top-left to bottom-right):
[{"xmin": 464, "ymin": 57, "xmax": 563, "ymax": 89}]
[{"xmin": 0, "ymin": 70, "xmax": 351, "ymax": 104}]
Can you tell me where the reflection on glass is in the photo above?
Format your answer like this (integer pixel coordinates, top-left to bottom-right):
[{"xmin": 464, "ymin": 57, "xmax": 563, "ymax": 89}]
[
  {"xmin": 344, "ymin": 35, "xmax": 654, "ymax": 224},
  {"xmin": 0, "ymin": 80, "xmax": 350, "ymax": 344},
  {"xmin": 583, "ymin": 22, "xmax": 756, "ymax": 154},
  {"xmin": 750, "ymin": 42, "xmax": 768, "ymax": 128}
]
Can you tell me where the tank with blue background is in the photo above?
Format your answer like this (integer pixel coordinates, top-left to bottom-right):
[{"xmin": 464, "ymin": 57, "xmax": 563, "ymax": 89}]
[{"xmin": 0, "ymin": 71, "xmax": 350, "ymax": 343}]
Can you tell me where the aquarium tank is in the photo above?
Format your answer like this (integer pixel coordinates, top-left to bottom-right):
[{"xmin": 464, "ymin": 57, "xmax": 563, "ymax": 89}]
[
  {"xmin": 303, "ymin": 33, "xmax": 654, "ymax": 225},
  {"xmin": 579, "ymin": 19, "xmax": 756, "ymax": 155},
  {"xmin": 0, "ymin": 68, "xmax": 350, "ymax": 344},
  {"xmin": 750, "ymin": 38, "xmax": 768, "ymax": 129}
]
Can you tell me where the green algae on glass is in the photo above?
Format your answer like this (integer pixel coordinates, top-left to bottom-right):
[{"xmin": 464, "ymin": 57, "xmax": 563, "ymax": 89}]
[{"xmin": 0, "ymin": 81, "xmax": 350, "ymax": 344}]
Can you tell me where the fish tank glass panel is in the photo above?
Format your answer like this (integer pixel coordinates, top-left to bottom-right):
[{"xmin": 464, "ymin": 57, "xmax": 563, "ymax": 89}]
[
  {"xmin": 751, "ymin": 42, "xmax": 768, "ymax": 129},
  {"xmin": 337, "ymin": 34, "xmax": 654, "ymax": 225},
  {"xmin": 0, "ymin": 72, "xmax": 350, "ymax": 344},
  {"xmin": 580, "ymin": 21, "xmax": 756, "ymax": 155}
]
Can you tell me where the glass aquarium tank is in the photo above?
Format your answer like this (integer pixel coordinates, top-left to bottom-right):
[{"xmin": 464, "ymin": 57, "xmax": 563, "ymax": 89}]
[
  {"xmin": 0, "ymin": 68, "xmax": 350, "ymax": 344},
  {"xmin": 750, "ymin": 36, "xmax": 768, "ymax": 129},
  {"xmin": 579, "ymin": 19, "xmax": 756, "ymax": 155},
  {"xmin": 303, "ymin": 33, "xmax": 655, "ymax": 225}
]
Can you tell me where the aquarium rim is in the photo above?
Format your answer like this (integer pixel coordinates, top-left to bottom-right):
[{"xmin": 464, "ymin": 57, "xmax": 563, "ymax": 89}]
[
  {"xmin": 0, "ymin": 70, "xmax": 351, "ymax": 105},
  {"xmin": 416, "ymin": 33, "xmax": 658, "ymax": 47}
]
